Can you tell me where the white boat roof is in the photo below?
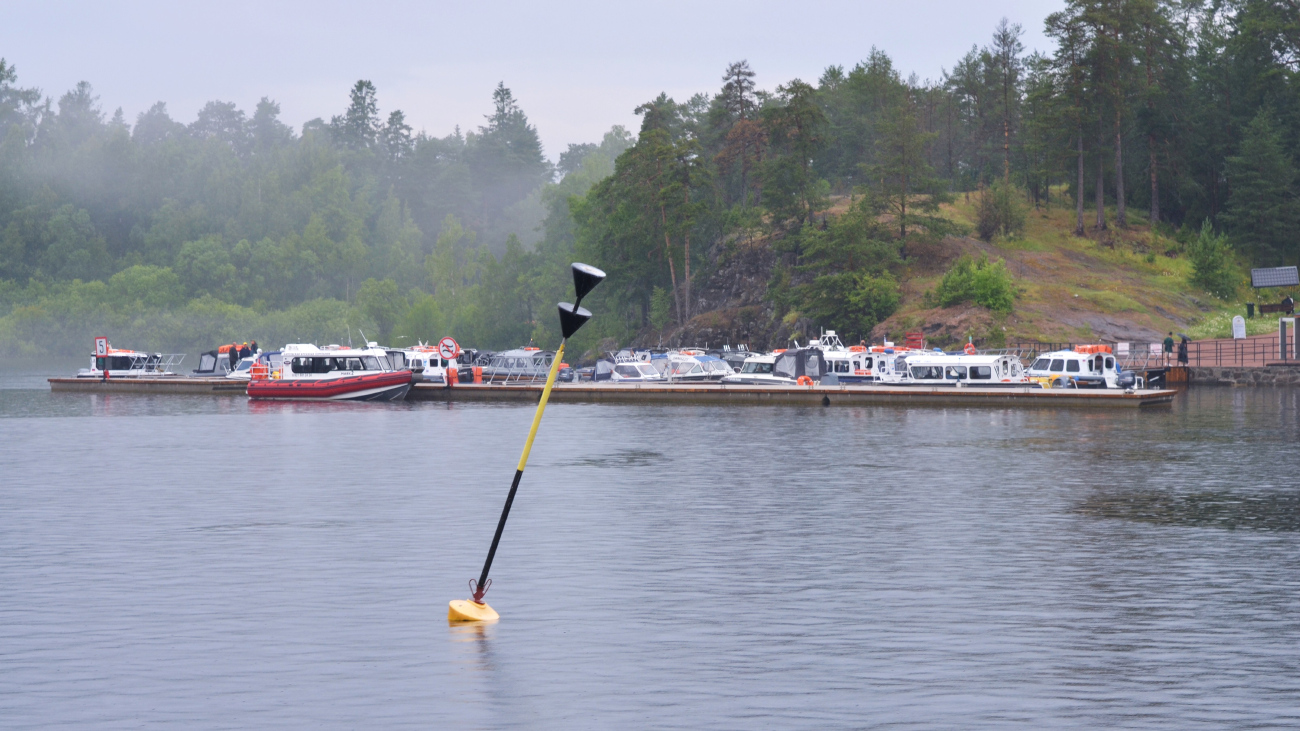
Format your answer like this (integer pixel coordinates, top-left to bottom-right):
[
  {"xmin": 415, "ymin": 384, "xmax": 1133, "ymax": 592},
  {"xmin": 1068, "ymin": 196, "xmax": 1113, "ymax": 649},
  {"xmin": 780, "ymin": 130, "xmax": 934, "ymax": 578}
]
[{"xmin": 282, "ymin": 343, "xmax": 388, "ymax": 357}]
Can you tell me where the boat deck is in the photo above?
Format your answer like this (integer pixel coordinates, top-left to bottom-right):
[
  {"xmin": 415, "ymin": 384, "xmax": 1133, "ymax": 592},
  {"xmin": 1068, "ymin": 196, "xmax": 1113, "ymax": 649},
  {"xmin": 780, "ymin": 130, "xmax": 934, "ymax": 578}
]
[{"xmin": 47, "ymin": 377, "xmax": 1179, "ymax": 407}]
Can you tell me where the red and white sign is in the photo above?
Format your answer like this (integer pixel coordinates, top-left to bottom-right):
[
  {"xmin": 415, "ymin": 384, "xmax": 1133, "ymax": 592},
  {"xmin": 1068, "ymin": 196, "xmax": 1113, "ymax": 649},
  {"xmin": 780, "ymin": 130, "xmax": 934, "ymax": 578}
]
[
  {"xmin": 437, "ymin": 337, "xmax": 461, "ymax": 360},
  {"xmin": 94, "ymin": 336, "xmax": 108, "ymax": 356}
]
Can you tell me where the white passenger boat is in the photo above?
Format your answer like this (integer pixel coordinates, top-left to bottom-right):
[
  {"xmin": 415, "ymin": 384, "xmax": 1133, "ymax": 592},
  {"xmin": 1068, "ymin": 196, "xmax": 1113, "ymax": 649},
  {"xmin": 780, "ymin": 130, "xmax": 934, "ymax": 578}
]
[
  {"xmin": 884, "ymin": 351, "xmax": 1038, "ymax": 387},
  {"xmin": 1026, "ymin": 345, "xmax": 1140, "ymax": 389},
  {"xmin": 402, "ymin": 345, "xmax": 460, "ymax": 384},
  {"xmin": 77, "ymin": 343, "xmax": 184, "ymax": 378},
  {"xmin": 245, "ymin": 343, "xmax": 413, "ymax": 401}
]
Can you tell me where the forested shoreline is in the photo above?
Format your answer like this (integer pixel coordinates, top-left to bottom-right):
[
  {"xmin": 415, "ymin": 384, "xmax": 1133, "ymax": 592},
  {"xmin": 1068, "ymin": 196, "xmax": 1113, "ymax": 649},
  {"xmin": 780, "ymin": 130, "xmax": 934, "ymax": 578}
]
[{"xmin": 2, "ymin": 0, "xmax": 1297, "ymax": 358}]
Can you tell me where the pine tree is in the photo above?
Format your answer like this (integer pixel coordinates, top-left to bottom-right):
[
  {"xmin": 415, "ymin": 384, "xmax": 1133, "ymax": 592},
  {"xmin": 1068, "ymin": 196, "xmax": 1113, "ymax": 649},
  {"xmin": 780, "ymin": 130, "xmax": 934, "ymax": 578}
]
[{"xmin": 1222, "ymin": 109, "xmax": 1300, "ymax": 265}]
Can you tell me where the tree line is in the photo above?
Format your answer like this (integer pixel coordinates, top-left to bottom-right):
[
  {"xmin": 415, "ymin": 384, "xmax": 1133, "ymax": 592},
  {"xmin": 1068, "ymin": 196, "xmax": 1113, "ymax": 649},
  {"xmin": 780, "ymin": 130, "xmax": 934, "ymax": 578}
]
[{"xmin": 1, "ymin": 0, "xmax": 1297, "ymax": 356}]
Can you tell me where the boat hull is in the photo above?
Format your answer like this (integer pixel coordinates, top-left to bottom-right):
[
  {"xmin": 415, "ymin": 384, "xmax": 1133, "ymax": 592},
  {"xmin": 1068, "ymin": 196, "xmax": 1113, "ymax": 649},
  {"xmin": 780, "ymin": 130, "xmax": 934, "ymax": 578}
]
[{"xmin": 246, "ymin": 371, "xmax": 414, "ymax": 401}]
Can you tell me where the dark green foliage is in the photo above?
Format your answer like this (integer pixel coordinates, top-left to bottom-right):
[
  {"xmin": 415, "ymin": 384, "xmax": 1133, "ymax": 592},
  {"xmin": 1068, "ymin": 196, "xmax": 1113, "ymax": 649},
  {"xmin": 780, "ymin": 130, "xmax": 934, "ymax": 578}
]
[
  {"xmin": 1221, "ymin": 109, "xmax": 1300, "ymax": 266},
  {"xmin": 931, "ymin": 255, "xmax": 1016, "ymax": 313},
  {"xmin": 792, "ymin": 199, "xmax": 902, "ymax": 339},
  {"xmin": 975, "ymin": 182, "xmax": 1026, "ymax": 241},
  {"xmin": 1187, "ymin": 220, "xmax": 1238, "ymax": 300}
]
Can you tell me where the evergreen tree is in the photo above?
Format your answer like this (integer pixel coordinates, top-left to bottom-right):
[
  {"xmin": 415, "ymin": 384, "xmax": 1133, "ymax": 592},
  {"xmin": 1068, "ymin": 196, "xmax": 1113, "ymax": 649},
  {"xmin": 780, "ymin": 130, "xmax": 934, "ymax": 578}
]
[{"xmin": 1222, "ymin": 109, "xmax": 1300, "ymax": 264}]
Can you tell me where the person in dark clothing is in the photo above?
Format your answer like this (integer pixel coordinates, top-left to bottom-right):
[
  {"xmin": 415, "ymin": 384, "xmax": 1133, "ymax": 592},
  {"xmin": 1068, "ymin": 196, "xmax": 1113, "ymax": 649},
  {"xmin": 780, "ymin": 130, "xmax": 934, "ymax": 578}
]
[
  {"xmin": 238, "ymin": 343, "xmax": 252, "ymax": 359},
  {"xmin": 228, "ymin": 345, "xmax": 239, "ymax": 369},
  {"xmin": 250, "ymin": 340, "xmax": 258, "ymax": 354},
  {"xmin": 1283, "ymin": 295, "xmax": 1295, "ymax": 314},
  {"xmin": 1177, "ymin": 336, "xmax": 1189, "ymax": 365},
  {"xmin": 1163, "ymin": 332, "xmax": 1175, "ymax": 365}
]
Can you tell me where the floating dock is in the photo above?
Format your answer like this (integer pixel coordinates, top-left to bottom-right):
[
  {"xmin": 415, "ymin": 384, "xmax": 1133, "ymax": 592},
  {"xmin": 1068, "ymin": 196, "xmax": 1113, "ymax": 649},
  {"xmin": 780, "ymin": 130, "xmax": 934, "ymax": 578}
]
[
  {"xmin": 48, "ymin": 377, "xmax": 248, "ymax": 395},
  {"xmin": 47, "ymin": 377, "xmax": 1178, "ymax": 408},
  {"xmin": 409, "ymin": 382, "xmax": 1177, "ymax": 408}
]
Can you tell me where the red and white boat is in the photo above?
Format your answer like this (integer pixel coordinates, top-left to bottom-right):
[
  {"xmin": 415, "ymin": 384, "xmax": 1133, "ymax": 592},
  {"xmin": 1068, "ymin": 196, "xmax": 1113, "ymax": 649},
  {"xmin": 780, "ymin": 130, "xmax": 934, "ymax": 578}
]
[{"xmin": 246, "ymin": 343, "xmax": 413, "ymax": 401}]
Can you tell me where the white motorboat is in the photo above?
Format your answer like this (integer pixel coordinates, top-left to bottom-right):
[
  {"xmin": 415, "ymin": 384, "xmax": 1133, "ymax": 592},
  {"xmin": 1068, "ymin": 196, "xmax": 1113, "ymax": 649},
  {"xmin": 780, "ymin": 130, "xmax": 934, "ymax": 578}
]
[
  {"xmin": 77, "ymin": 343, "xmax": 184, "ymax": 378},
  {"xmin": 245, "ymin": 343, "xmax": 413, "ymax": 401}
]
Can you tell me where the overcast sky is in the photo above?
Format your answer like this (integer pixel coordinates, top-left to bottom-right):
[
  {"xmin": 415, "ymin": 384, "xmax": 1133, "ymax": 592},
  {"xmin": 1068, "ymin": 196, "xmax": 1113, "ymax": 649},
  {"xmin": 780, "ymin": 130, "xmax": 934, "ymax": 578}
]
[{"xmin": 3, "ymin": 1, "xmax": 1065, "ymax": 159}]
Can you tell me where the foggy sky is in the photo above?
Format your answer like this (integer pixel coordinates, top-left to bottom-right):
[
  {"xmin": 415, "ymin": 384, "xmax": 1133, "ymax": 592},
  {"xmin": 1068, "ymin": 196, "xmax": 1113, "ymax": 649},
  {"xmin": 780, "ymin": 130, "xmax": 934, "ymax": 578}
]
[{"xmin": 3, "ymin": 0, "xmax": 1064, "ymax": 159}]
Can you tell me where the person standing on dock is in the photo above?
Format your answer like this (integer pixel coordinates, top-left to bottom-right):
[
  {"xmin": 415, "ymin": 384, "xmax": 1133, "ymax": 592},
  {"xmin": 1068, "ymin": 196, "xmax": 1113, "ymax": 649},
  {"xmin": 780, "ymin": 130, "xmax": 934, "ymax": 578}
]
[
  {"xmin": 1177, "ymin": 335, "xmax": 1189, "ymax": 365},
  {"xmin": 1163, "ymin": 333, "xmax": 1174, "ymax": 365},
  {"xmin": 239, "ymin": 342, "xmax": 251, "ymax": 359},
  {"xmin": 228, "ymin": 345, "xmax": 239, "ymax": 370}
]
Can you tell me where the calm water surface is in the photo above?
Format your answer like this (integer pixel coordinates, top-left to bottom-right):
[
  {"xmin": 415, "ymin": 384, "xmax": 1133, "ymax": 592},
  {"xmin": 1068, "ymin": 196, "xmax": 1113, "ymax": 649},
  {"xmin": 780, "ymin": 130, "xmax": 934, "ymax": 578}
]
[{"xmin": 2, "ymin": 366, "xmax": 1299, "ymax": 729}]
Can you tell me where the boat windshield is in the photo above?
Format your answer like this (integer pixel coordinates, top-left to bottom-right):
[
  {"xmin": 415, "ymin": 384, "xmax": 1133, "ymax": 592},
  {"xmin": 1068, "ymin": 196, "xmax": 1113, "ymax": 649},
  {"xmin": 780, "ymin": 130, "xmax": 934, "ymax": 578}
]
[
  {"xmin": 637, "ymin": 365, "xmax": 659, "ymax": 377},
  {"xmin": 1031, "ymin": 358, "xmax": 1050, "ymax": 370},
  {"xmin": 290, "ymin": 356, "xmax": 384, "ymax": 373},
  {"xmin": 614, "ymin": 365, "xmax": 642, "ymax": 378},
  {"xmin": 740, "ymin": 361, "xmax": 773, "ymax": 374}
]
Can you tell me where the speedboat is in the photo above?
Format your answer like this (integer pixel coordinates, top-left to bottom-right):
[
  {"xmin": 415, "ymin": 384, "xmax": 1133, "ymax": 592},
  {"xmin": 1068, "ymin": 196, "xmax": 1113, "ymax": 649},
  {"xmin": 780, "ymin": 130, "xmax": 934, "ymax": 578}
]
[
  {"xmin": 77, "ymin": 343, "xmax": 184, "ymax": 378},
  {"xmin": 246, "ymin": 343, "xmax": 413, "ymax": 401},
  {"xmin": 660, "ymin": 350, "xmax": 733, "ymax": 382},
  {"xmin": 593, "ymin": 351, "xmax": 664, "ymax": 382},
  {"xmin": 720, "ymin": 354, "xmax": 795, "ymax": 385},
  {"xmin": 1026, "ymin": 345, "xmax": 1140, "ymax": 389}
]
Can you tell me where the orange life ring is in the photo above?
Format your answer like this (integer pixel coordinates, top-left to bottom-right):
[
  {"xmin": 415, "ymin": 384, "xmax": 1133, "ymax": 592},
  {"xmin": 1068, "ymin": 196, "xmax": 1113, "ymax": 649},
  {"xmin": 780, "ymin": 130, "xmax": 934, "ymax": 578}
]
[
  {"xmin": 797, "ymin": 375, "xmax": 814, "ymax": 386},
  {"xmin": 964, "ymin": 343, "xmax": 977, "ymax": 355}
]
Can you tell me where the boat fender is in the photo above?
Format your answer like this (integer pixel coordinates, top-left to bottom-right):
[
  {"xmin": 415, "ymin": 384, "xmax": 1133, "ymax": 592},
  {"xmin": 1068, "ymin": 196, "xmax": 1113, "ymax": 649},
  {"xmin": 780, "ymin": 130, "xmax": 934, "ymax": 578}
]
[
  {"xmin": 797, "ymin": 376, "xmax": 814, "ymax": 386},
  {"xmin": 964, "ymin": 343, "xmax": 977, "ymax": 355}
]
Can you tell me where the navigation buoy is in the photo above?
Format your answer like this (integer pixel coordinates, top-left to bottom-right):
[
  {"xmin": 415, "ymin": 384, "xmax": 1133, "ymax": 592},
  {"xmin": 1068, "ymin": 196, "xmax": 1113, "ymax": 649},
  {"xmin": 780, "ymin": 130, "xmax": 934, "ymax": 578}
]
[{"xmin": 449, "ymin": 263, "xmax": 605, "ymax": 623}]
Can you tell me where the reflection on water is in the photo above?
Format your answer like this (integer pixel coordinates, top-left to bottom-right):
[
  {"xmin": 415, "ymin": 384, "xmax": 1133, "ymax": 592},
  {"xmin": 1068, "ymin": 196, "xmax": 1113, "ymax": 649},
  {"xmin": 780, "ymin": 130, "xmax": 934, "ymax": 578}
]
[
  {"xmin": 1079, "ymin": 490, "xmax": 1300, "ymax": 531},
  {"xmin": 2, "ymin": 376, "xmax": 1300, "ymax": 729}
]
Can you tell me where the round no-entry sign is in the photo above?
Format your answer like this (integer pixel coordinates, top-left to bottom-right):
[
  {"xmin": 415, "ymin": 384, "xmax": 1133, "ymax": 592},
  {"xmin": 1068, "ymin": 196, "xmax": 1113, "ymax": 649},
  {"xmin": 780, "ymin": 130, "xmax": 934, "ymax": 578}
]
[{"xmin": 437, "ymin": 337, "xmax": 460, "ymax": 360}]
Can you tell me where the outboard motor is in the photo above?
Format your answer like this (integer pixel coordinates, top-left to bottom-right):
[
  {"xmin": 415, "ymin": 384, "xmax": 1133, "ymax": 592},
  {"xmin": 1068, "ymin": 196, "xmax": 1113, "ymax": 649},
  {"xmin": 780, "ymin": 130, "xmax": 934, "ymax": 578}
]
[{"xmin": 1116, "ymin": 370, "xmax": 1136, "ymax": 389}]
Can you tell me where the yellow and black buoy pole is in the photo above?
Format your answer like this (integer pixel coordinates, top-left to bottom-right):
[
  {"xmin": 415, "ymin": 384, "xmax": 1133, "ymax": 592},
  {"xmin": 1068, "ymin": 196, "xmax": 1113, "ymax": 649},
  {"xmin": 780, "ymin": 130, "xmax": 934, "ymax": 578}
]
[{"xmin": 449, "ymin": 263, "xmax": 605, "ymax": 623}]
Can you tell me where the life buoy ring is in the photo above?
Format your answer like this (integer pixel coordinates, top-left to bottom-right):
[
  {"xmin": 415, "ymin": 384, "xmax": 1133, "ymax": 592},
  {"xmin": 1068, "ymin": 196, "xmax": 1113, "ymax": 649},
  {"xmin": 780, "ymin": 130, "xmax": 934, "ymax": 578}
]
[
  {"xmin": 964, "ymin": 343, "xmax": 977, "ymax": 355},
  {"xmin": 797, "ymin": 376, "xmax": 814, "ymax": 386}
]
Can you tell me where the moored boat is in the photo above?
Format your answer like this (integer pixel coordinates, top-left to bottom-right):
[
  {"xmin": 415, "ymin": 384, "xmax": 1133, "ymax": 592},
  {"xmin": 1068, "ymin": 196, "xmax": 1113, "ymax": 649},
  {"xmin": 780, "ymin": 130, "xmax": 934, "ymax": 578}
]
[
  {"xmin": 246, "ymin": 343, "xmax": 413, "ymax": 401},
  {"xmin": 77, "ymin": 341, "xmax": 184, "ymax": 378}
]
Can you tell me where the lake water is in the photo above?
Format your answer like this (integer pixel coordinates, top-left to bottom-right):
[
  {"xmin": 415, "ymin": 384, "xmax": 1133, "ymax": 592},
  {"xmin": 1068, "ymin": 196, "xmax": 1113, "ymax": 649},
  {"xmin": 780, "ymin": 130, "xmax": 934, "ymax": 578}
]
[{"xmin": 2, "ymin": 367, "xmax": 1299, "ymax": 729}]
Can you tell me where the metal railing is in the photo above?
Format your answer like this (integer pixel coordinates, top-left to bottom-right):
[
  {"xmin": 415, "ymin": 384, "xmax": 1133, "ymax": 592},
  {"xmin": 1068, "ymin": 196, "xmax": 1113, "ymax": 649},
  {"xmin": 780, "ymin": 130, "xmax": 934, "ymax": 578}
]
[{"xmin": 1007, "ymin": 336, "xmax": 1296, "ymax": 369}]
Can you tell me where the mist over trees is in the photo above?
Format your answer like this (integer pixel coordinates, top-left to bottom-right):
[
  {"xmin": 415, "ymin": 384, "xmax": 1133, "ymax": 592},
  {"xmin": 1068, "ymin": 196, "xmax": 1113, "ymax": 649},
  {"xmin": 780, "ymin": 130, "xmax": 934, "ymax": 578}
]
[{"xmin": 2, "ymin": 0, "xmax": 1298, "ymax": 356}]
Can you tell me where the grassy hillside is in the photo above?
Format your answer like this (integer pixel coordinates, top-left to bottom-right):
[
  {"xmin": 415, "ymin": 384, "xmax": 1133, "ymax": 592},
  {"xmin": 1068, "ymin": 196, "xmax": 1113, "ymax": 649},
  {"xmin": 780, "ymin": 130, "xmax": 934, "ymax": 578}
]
[
  {"xmin": 668, "ymin": 191, "xmax": 1292, "ymax": 352},
  {"xmin": 874, "ymin": 195, "xmax": 1288, "ymax": 346}
]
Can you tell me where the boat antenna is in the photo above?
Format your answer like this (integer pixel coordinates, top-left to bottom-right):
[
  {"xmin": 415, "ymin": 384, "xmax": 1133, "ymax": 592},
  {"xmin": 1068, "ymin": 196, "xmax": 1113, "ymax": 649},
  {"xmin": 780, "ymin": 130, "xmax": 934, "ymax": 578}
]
[{"xmin": 450, "ymin": 262, "xmax": 605, "ymax": 624}]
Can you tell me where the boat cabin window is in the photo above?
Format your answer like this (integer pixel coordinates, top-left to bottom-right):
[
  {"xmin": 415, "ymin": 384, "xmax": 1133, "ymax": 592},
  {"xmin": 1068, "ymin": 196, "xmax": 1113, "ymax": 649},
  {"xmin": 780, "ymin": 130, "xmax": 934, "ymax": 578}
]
[
  {"xmin": 198, "ymin": 353, "xmax": 217, "ymax": 371},
  {"xmin": 945, "ymin": 366, "xmax": 967, "ymax": 379},
  {"xmin": 1105, "ymin": 356, "xmax": 1115, "ymax": 370},
  {"xmin": 96, "ymin": 355, "xmax": 137, "ymax": 371},
  {"xmin": 638, "ymin": 364, "xmax": 659, "ymax": 377},
  {"xmin": 833, "ymin": 360, "xmax": 850, "ymax": 373},
  {"xmin": 910, "ymin": 365, "xmax": 944, "ymax": 379},
  {"xmin": 1031, "ymin": 358, "xmax": 1049, "ymax": 370},
  {"xmin": 1049, "ymin": 359, "xmax": 1065, "ymax": 372},
  {"xmin": 615, "ymin": 365, "xmax": 642, "ymax": 378},
  {"xmin": 970, "ymin": 366, "xmax": 992, "ymax": 380},
  {"xmin": 289, "ymin": 355, "xmax": 383, "ymax": 373},
  {"xmin": 740, "ymin": 361, "xmax": 772, "ymax": 374},
  {"xmin": 1066, "ymin": 360, "xmax": 1080, "ymax": 373}
]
